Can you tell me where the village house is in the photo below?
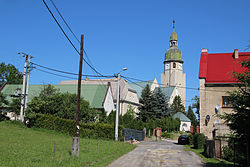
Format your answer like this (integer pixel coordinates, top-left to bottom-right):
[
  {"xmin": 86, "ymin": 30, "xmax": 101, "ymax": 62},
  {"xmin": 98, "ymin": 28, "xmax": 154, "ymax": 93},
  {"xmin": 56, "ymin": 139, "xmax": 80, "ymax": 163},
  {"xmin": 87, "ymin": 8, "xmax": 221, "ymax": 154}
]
[{"xmin": 199, "ymin": 48, "xmax": 250, "ymax": 139}]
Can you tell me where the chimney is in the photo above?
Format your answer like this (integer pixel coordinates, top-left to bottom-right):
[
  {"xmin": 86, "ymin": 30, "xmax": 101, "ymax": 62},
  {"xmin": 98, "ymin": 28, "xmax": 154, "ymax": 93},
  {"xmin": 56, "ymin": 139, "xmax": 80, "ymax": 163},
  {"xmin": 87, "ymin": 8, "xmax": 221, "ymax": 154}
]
[
  {"xmin": 202, "ymin": 48, "xmax": 208, "ymax": 53},
  {"xmin": 234, "ymin": 49, "xmax": 239, "ymax": 59}
]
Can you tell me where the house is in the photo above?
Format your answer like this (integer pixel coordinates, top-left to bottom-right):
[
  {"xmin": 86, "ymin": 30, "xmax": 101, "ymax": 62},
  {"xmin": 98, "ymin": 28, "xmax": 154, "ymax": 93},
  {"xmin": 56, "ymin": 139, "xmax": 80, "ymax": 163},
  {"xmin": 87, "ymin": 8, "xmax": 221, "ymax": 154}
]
[
  {"xmin": 173, "ymin": 112, "xmax": 191, "ymax": 132},
  {"xmin": 199, "ymin": 48, "xmax": 250, "ymax": 139},
  {"xmin": 59, "ymin": 78, "xmax": 140, "ymax": 115},
  {"xmin": 1, "ymin": 83, "xmax": 115, "ymax": 116}
]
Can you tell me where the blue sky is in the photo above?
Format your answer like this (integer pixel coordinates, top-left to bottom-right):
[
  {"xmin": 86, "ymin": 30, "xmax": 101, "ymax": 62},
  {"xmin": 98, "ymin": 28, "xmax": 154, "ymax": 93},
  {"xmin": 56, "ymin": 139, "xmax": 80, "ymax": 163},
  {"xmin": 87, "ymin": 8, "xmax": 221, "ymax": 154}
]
[{"xmin": 1, "ymin": 0, "xmax": 250, "ymax": 109}]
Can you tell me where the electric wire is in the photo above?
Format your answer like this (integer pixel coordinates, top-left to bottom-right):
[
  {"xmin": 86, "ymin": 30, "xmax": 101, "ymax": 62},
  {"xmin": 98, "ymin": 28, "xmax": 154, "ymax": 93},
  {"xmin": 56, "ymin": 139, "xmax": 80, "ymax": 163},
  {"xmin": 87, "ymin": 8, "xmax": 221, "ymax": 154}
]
[
  {"xmin": 34, "ymin": 67, "xmax": 78, "ymax": 80},
  {"xmin": 121, "ymin": 75, "xmax": 230, "ymax": 93},
  {"xmin": 41, "ymin": 0, "xmax": 103, "ymax": 76},
  {"xmin": 31, "ymin": 62, "xmax": 114, "ymax": 78}
]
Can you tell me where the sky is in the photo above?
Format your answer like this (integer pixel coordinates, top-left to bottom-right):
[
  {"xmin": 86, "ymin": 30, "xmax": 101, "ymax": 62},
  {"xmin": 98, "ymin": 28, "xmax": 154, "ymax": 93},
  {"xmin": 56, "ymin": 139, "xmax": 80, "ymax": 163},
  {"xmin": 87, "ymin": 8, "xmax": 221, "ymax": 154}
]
[{"xmin": 1, "ymin": 0, "xmax": 250, "ymax": 109}]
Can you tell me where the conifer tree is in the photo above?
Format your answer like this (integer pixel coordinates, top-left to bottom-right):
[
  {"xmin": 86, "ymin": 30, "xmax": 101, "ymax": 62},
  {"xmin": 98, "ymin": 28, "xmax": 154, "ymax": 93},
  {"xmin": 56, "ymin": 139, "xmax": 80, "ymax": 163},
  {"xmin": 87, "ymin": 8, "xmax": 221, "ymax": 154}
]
[
  {"xmin": 153, "ymin": 88, "xmax": 169, "ymax": 118},
  {"xmin": 187, "ymin": 105, "xmax": 197, "ymax": 128},
  {"xmin": 138, "ymin": 84, "xmax": 156, "ymax": 121},
  {"xmin": 170, "ymin": 95, "xmax": 185, "ymax": 115}
]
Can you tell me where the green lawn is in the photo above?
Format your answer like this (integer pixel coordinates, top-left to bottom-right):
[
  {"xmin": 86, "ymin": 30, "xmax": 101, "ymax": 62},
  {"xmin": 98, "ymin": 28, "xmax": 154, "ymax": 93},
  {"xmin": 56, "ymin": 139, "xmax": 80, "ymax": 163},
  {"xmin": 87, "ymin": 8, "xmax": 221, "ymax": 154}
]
[
  {"xmin": 0, "ymin": 121, "xmax": 136, "ymax": 167},
  {"xmin": 184, "ymin": 145, "xmax": 234, "ymax": 167}
]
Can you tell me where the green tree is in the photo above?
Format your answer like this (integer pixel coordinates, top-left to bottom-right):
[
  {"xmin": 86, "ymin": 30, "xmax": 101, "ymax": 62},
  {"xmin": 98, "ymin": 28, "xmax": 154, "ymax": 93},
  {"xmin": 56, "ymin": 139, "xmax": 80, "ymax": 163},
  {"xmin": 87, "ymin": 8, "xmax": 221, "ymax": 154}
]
[
  {"xmin": 220, "ymin": 59, "xmax": 250, "ymax": 166},
  {"xmin": 187, "ymin": 105, "xmax": 197, "ymax": 128},
  {"xmin": 0, "ymin": 92, "xmax": 8, "ymax": 110},
  {"xmin": 192, "ymin": 95, "xmax": 200, "ymax": 125},
  {"xmin": 0, "ymin": 62, "xmax": 23, "ymax": 88},
  {"xmin": 8, "ymin": 98, "xmax": 21, "ymax": 120},
  {"xmin": 153, "ymin": 88, "xmax": 169, "ymax": 118},
  {"xmin": 26, "ymin": 85, "xmax": 99, "ymax": 123},
  {"xmin": 170, "ymin": 95, "xmax": 185, "ymax": 115},
  {"xmin": 138, "ymin": 84, "xmax": 156, "ymax": 122}
]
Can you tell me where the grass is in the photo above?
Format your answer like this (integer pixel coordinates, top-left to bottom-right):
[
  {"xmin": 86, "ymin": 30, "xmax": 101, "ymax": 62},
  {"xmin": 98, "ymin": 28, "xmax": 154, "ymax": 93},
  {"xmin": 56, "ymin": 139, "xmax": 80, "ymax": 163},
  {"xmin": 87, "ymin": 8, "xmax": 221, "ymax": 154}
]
[
  {"xmin": 184, "ymin": 145, "xmax": 234, "ymax": 167},
  {"xmin": 0, "ymin": 121, "xmax": 136, "ymax": 167}
]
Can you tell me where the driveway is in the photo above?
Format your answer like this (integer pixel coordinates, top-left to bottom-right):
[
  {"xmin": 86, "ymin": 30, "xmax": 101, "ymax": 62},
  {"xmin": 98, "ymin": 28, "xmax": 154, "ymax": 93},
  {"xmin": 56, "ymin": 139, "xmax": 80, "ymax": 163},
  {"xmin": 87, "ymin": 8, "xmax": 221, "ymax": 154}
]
[{"xmin": 107, "ymin": 140, "xmax": 204, "ymax": 167}]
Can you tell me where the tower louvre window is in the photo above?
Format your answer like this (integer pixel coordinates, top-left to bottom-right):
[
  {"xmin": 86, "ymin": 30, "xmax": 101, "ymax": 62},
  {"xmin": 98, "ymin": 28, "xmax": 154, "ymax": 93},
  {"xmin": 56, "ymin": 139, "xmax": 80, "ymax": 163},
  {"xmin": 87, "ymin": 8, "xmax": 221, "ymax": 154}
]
[{"xmin": 173, "ymin": 62, "xmax": 176, "ymax": 68}]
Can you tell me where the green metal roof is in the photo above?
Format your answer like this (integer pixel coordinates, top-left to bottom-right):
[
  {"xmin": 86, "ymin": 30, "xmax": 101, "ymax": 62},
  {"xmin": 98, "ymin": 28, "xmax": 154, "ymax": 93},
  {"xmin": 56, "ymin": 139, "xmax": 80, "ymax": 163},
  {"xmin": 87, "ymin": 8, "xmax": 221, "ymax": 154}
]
[
  {"xmin": 128, "ymin": 81, "xmax": 153, "ymax": 98},
  {"xmin": 165, "ymin": 46, "xmax": 182, "ymax": 62},
  {"xmin": 153, "ymin": 87, "xmax": 175, "ymax": 101},
  {"xmin": 1, "ymin": 84, "xmax": 108, "ymax": 109},
  {"xmin": 170, "ymin": 30, "xmax": 177, "ymax": 41},
  {"xmin": 173, "ymin": 112, "xmax": 191, "ymax": 122}
]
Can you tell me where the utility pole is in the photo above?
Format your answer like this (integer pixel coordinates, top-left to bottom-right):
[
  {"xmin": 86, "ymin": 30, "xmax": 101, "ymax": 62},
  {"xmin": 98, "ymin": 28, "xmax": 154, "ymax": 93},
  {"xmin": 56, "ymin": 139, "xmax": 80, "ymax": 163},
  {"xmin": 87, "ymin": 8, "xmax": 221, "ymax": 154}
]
[
  {"xmin": 19, "ymin": 52, "xmax": 32, "ymax": 122},
  {"xmin": 72, "ymin": 34, "xmax": 84, "ymax": 157},
  {"xmin": 115, "ymin": 68, "xmax": 127, "ymax": 141}
]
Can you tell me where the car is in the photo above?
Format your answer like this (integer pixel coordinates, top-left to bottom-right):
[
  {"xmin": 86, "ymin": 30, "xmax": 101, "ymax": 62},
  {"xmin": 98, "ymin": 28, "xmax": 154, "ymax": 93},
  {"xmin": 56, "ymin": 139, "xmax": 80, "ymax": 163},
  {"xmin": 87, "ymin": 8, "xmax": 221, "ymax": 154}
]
[{"xmin": 178, "ymin": 135, "xmax": 189, "ymax": 145}]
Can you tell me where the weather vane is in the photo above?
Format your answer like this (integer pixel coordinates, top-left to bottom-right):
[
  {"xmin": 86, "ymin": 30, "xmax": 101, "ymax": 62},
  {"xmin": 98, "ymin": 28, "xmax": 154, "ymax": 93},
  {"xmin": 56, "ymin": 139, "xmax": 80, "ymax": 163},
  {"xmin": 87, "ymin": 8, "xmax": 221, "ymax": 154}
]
[{"xmin": 173, "ymin": 20, "xmax": 175, "ymax": 29}]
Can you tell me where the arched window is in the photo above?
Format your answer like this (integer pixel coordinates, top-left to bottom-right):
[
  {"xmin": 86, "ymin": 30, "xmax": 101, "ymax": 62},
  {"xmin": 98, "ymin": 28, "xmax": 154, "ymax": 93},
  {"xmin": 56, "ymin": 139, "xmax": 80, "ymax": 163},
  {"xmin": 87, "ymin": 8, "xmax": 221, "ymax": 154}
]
[{"xmin": 173, "ymin": 62, "xmax": 176, "ymax": 68}]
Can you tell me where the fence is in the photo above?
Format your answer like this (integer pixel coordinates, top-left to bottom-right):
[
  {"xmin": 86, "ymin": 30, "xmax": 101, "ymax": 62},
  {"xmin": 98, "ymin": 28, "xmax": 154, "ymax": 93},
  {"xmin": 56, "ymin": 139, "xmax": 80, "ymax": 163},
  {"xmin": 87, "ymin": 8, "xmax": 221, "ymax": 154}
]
[{"xmin": 124, "ymin": 128, "xmax": 145, "ymax": 141}]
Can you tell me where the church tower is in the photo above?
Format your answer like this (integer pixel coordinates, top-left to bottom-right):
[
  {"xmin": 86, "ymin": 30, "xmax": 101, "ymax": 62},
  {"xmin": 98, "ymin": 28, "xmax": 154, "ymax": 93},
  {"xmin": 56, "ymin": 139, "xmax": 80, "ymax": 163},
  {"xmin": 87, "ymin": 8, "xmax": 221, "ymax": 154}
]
[{"xmin": 161, "ymin": 20, "xmax": 186, "ymax": 107}]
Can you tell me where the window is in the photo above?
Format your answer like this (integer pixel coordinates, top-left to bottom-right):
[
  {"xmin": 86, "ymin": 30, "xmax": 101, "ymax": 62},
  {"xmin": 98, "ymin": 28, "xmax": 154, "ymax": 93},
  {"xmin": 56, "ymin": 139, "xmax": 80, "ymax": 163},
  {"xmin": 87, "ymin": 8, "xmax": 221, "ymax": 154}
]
[
  {"xmin": 222, "ymin": 96, "xmax": 233, "ymax": 108},
  {"xmin": 173, "ymin": 62, "xmax": 176, "ymax": 68}
]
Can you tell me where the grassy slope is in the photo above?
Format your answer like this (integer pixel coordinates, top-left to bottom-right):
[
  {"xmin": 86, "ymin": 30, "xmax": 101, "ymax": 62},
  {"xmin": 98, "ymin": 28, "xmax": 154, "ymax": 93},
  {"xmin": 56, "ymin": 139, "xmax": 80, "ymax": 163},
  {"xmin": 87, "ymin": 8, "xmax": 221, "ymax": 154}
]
[
  {"xmin": 0, "ymin": 121, "xmax": 135, "ymax": 167},
  {"xmin": 184, "ymin": 145, "xmax": 234, "ymax": 167}
]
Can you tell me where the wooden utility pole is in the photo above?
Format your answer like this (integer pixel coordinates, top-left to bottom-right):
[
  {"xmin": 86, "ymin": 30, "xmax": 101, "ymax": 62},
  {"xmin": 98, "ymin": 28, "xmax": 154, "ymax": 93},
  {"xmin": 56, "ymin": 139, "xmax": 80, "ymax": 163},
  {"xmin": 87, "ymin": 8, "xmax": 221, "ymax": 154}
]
[{"xmin": 72, "ymin": 34, "xmax": 84, "ymax": 157}]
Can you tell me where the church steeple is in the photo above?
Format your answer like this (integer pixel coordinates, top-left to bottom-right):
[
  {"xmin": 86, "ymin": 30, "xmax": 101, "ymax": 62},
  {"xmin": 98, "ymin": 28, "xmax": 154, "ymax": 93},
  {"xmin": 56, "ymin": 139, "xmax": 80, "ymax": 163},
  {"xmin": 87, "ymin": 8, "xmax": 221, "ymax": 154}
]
[
  {"xmin": 170, "ymin": 20, "xmax": 178, "ymax": 47},
  {"xmin": 165, "ymin": 20, "xmax": 182, "ymax": 63}
]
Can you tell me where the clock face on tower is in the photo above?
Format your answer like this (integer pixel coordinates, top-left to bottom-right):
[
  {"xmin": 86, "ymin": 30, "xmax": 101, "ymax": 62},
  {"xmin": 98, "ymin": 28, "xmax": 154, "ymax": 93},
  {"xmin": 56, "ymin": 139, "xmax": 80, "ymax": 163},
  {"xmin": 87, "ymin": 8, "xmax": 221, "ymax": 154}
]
[
  {"xmin": 165, "ymin": 63, "xmax": 170, "ymax": 70},
  {"xmin": 178, "ymin": 63, "xmax": 183, "ymax": 70}
]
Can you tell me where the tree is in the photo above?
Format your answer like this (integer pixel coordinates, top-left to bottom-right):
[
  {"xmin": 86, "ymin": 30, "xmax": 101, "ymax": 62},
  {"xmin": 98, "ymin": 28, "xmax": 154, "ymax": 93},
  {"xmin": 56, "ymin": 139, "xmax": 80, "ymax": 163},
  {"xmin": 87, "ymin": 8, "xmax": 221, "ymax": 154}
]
[
  {"xmin": 153, "ymin": 88, "xmax": 169, "ymax": 118},
  {"xmin": 170, "ymin": 95, "xmax": 185, "ymax": 115},
  {"xmin": 187, "ymin": 105, "xmax": 197, "ymax": 128},
  {"xmin": 0, "ymin": 92, "xmax": 8, "ymax": 110},
  {"xmin": 8, "ymin": 98, "xmax": 21, "ymax": 120},
  {"xmin": 192, "ymin": 95, "xmax": 200, "ymax": 125},
  {"xmin": 220, "ymin": 59, "xmax": 250, "ymax": 166},
  {"xmin": 138, "ymin": 84, "xmax": 156, "ymax": 122},
  {"xmin": 26, "ymin": 85, "xmax": 99, "ymax": 123},
  {"xmin": 0, "ymin": 62, "xmax": 22, "ymax": 88}
]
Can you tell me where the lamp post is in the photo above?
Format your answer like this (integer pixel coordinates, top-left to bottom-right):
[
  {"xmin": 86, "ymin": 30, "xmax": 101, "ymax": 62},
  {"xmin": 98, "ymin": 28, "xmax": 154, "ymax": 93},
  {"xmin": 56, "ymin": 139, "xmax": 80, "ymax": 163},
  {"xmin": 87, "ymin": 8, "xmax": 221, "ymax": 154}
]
[{"xmin": 115, "ymin": 67, "xmax": 127, "ymax": 141}]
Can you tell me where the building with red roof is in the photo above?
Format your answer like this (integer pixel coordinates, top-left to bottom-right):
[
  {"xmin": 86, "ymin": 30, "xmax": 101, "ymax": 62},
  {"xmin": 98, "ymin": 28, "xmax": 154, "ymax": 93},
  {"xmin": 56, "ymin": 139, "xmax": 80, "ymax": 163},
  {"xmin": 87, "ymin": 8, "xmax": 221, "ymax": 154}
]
[{"xmin": 199, "ymin": 48, "xmax": 250, "ymax": 139}]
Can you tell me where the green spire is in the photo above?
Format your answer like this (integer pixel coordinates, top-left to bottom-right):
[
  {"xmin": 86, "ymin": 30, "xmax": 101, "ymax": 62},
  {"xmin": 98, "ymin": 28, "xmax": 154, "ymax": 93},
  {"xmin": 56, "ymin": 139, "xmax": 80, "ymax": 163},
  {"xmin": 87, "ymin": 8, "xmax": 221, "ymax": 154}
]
[
  {"xmin": 170, "ymin": 20, "xmax": 177, "ymax": 41},
  {"xmin": 164, "ymin": 20, "xmax": 183, "ymax": 62}
]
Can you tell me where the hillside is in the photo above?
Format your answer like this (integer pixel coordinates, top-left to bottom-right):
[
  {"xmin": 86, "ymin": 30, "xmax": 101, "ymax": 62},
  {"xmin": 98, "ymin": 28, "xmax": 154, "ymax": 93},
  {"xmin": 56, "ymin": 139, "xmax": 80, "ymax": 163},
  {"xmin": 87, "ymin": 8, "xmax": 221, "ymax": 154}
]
[{"xmin": 0, "ymin": 121, "xmax": 135, "ymax": 167}]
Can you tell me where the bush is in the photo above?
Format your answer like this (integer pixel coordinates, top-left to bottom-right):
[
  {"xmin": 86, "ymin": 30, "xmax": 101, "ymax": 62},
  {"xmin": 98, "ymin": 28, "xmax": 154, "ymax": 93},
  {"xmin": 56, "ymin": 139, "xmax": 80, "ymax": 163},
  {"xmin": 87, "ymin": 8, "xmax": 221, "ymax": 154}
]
[
  {"xmin": 193, "ymin": 133, "xmax": 205, "ymax": 149},
  {"xmin": 26, "ymin": 113, "xmax": 124, "ymax": 140},
  {"xmin": 222, "ymin": 145, "xmax": 234, "ymax": 162},
  {"xmin": 188, "ymin": 134, "xmax": 194, "ymax": 145},
  {"xmin": 0, "ymin": 113, "xmax": 10, "ymax": 121}
]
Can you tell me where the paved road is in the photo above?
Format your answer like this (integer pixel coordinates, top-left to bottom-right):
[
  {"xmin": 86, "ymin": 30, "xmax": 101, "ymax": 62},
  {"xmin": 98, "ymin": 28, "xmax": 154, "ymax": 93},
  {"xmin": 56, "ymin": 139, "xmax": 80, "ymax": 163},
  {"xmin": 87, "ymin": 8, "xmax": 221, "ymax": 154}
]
[{"xmin": 107, "ymin": 140, "xmax": 205, "ymax": 167}]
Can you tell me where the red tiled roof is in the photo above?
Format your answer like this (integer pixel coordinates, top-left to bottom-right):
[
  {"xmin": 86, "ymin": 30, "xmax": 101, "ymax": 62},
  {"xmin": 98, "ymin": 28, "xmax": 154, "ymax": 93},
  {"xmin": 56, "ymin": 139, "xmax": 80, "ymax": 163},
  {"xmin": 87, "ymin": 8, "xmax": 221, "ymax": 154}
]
[{"xmin": 199, "ymin": 51, "xmax": 250, "ymax": 83}]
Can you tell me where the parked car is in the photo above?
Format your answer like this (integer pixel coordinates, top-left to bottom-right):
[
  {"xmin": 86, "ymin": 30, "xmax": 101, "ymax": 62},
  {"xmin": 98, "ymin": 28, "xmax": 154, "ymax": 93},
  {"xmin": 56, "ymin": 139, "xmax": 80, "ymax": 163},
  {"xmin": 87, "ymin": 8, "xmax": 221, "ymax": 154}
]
[{"xmin": 178, "ymin": 135, "xmax": 189, "ymax": 145}]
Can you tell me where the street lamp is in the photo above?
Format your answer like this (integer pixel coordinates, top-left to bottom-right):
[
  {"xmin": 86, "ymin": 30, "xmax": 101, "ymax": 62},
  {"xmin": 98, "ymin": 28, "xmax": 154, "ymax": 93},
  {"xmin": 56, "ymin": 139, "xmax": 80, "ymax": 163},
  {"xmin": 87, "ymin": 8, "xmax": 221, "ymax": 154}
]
[{"xmin": 115, "ymin": 67, "xmax": 127, "ymax": 141}]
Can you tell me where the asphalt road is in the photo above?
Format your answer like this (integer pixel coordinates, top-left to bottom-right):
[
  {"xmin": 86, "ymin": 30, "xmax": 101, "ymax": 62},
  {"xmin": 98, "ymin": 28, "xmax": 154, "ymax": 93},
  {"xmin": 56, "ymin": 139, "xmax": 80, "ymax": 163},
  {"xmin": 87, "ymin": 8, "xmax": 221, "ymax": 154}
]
[{"xmin": 107, "ymin": 140, "xmax": 205, "ymax": 167}]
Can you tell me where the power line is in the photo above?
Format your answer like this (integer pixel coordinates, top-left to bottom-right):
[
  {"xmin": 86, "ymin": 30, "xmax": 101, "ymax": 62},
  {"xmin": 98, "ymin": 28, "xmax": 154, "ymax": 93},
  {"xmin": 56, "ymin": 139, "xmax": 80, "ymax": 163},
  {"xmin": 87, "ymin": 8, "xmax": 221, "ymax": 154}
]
[
  {"xmin": 121, "ymin": 75, "xmax": 230, "ymax": 93},
  {"xmin": 41, "ymin": 0, "xmax": 103, "ymax": 76},
  {"xmin": 34, "ymin": 67, "xmax": 78, "ymax": 80},
  {"xmin": 31, "ymin": 62, "xmax": 114, "ymax": 78}
]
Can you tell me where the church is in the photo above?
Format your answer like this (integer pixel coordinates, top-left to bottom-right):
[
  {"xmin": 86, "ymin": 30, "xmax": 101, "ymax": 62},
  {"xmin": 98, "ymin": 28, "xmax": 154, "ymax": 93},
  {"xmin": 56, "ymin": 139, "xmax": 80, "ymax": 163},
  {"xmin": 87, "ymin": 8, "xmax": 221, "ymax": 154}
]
[
  {"xmin": 130, "ymin": 21, "xmax": 186, "ymax": 108},
  {"xmin": 160, "ymin": 21, "xmax": 186, "ymax": 107}
]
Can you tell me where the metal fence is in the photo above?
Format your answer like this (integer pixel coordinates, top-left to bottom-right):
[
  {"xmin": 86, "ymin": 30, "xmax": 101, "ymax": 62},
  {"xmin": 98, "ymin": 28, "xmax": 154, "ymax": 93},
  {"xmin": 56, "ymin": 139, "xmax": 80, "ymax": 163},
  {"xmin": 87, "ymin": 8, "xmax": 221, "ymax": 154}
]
[{"xmin": 124, "ymin": 128, "xmax": 145, "ymax": 141}]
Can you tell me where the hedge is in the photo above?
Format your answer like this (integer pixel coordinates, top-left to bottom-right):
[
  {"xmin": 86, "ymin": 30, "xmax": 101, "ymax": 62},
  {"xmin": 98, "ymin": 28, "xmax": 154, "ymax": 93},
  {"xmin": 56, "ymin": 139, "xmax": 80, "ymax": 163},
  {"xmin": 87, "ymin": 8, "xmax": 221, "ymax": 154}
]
[
  {"xmin": 193, "ymin": 133, "xmax": 205, "ymax": 149},
  {"xmin": 26, "ymin": 113, "xmax": 124, "ymax": 140}
]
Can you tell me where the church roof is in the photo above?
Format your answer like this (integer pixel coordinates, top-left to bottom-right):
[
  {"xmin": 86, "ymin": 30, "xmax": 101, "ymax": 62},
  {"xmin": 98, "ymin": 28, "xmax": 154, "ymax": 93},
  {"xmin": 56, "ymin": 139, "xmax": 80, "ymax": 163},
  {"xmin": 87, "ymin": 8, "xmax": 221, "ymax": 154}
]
[
  {"xmin": 173, "ymin": 112, "xmax": 191, "ymax": 122},
  {"xmin": 128, "ymin": 80, "xmax": 154, "ymax": 98},
  {"xmin": 199, "ymin": 49, "xmax": 250, "ymax": 84},
  {"xmin": 165, "ymin": 46, "xmax": 182, "ymax": 62},
  {"xmin": 153, "ymin": 87, "xmax": 175, "ymax": 101}
]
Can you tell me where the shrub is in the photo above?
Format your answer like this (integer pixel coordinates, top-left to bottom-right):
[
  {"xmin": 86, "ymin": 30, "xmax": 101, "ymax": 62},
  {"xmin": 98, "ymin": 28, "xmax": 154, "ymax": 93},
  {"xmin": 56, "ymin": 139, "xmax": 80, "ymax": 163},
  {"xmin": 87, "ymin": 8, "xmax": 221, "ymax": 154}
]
[
  {"xmin": 26, "ymin": 113, "xmax": 123, "ymax": 140},
  {"xmin": 193, "ymin": 133, "xmax": 205, "ymax": 149},
  {"xmin": 0, "ymin": 113, "xmax": 10, "ymax": 121},
  {"xmin": 188, "ymin": 133, "xmax": 194, "ymax": 145}
]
